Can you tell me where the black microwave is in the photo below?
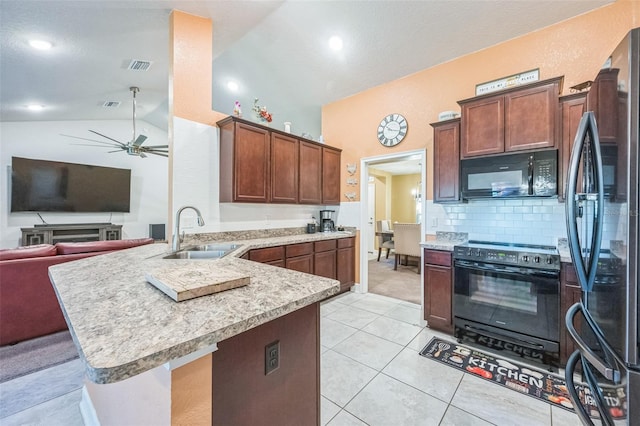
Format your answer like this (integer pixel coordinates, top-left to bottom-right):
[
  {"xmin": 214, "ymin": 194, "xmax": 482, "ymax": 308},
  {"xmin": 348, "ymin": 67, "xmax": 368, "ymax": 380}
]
[{"xmin": 460, "ymin": 149, "xmax": 558, "ymax": 199}]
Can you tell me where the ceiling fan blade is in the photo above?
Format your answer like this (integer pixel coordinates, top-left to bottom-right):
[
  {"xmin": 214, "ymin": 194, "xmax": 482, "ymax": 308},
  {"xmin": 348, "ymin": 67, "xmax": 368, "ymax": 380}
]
[
  {"xmin": 62, "ymin": 134, "xmax": 123, "ymax": 147},
  {"xmin": 107, "ymin": 149, "xmax": 124, "ymax": 153},
  {"xmin": 133, "ymin": 134, "xmax": 147, "ymax": 147},
  {"xmin": 147, "ymin": 151, "xmax": 169, "ymax": 157},
  {"xmin": 88, "ymin": 130, "xmax": 127, "ymax": 147},
  {"xmin": 141, "ymin": 144, "xmax": 169, "ymax": 149}
]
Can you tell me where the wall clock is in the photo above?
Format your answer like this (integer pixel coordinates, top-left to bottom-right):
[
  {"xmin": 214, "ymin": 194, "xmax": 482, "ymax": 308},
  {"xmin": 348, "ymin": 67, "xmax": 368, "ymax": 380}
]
[{"xmin": 377, "ymin": 113, "xmax": 408, "ymax": 147}]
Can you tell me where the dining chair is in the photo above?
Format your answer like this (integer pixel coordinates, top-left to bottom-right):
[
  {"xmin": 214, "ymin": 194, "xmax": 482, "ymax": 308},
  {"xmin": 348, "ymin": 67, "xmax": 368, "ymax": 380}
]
[
  {"xmin": 392, "ymin": 223, "xmax": 421, "ymax": 273},
  {"xmin": 375, "ymin": 220, "xmax": 394, "ymax": 261}
]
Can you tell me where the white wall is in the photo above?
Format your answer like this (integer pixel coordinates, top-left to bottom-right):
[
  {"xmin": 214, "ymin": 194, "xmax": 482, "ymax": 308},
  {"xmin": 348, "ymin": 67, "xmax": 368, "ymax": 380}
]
[
  {"xmin": 0, "ymin": 120, "xmax": 168, "ymax": 248},
  {"xmin": 169, "ymin": 116, "xmax": 343, "ymax": 237}
]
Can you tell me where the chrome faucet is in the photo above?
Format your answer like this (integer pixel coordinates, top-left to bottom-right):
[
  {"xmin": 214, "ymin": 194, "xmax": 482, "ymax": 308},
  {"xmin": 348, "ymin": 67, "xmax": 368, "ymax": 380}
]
[{"xmin": 172, "ymin": 206, "xmax": 205, "ymax": 252}]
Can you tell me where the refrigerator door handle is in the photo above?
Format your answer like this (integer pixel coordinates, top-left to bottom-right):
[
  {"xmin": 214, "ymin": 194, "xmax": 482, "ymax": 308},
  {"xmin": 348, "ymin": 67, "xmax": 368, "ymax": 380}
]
[
  {"xmin": 565, "ymin": 112, "xmax": 604, "ymax": 292},
  {"xmin": 565, "ymin": 302, "xmax": 621, "ymax": 382},
  {"xmin": 565, "ymin": 350, "xmax": 595, "ymax": 426}
]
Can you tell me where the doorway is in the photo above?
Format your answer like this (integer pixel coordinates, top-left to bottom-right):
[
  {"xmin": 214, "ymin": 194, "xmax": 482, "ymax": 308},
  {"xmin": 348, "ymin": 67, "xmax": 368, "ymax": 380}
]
[{"xmin": 356, "ymin": 150, "xmax": 426, "ymax": 309}]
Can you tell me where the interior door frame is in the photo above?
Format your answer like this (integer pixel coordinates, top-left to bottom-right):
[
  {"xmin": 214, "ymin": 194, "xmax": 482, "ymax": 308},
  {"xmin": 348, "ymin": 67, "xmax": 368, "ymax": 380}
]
[{"xmin": 355, "ymin": 149, "xmax": 426, "ymax": 300}]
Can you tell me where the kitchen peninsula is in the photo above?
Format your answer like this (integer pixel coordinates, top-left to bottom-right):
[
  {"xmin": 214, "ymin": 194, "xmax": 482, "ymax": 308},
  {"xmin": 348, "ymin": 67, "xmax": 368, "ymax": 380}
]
[{"xmin": 48, "ymin": 230, "xmax": 352, "ymax": 425}]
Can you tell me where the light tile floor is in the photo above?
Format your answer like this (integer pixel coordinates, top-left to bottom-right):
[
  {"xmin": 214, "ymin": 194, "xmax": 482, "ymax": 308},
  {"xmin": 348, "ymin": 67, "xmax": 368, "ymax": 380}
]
[{"xmin": 0, "ymin": 291, "xmax": 583, "ymax": 425}]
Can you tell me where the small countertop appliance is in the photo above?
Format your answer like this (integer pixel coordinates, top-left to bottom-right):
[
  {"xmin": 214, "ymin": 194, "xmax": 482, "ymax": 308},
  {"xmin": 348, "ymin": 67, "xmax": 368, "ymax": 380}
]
[{"xmin": 319, "ymin": 210, "xmax": 335, "ymax": 233}]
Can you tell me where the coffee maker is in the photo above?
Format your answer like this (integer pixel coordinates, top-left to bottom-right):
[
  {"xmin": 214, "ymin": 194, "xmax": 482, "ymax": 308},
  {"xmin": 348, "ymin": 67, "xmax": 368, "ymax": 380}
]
[{"xmin": 319, "ymin": 210, "xmax": 335, "ymax": 233}]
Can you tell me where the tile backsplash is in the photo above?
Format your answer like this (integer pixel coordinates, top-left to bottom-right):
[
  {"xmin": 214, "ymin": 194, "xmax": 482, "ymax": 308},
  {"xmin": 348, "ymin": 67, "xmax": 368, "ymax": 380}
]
[{"xmin": 426, "ymin": 198, "xmax": 627, "ymax": 248}]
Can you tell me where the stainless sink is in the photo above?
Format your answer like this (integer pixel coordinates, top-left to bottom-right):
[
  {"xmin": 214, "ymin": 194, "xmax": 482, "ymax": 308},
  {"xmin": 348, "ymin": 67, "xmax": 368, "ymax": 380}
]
[{"xmin": 162, "ymin": 243, "xmax": 239, "ymax": 260}]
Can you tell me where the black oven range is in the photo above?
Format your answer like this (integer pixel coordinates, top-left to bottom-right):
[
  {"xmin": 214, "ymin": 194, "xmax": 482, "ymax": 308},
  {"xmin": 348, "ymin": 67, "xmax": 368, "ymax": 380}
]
[{"xmin": 453, "ymin": 241, "xmax": 561, "ymax": 369}]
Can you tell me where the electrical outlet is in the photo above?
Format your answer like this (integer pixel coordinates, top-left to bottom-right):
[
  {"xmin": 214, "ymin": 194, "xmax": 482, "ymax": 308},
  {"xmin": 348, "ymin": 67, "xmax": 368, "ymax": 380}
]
[{"xmin": 265, "ymin": 340, "xmax": 280, "ymax": 375}]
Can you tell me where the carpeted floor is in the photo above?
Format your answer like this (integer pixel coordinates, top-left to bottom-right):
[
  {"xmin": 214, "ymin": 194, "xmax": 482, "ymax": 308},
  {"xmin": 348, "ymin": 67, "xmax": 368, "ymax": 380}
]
[
  {"xmin": 0, "ymin": 330, "xmax": 79, "ymax": 383},
  {"xmin": 367, "ymin": 254, "xmax": 421, "ymax": 305}
]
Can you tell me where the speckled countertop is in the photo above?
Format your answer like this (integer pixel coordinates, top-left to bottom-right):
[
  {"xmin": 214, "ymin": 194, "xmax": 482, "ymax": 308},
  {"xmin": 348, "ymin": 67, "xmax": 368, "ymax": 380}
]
[
  {"xmin": 48, "ymin": 230, "xmax": 353, "ymax": 384},
  {"xmin": 420, "ymin": 232, "xmax": 468, "ymax": 251}
]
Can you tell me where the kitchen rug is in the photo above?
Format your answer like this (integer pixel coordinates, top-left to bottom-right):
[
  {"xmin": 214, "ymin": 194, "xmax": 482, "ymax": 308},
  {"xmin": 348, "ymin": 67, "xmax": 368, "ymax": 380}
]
[{"xmin": 419, "ymin": 337, "xmax": 627, "ymax": 421}]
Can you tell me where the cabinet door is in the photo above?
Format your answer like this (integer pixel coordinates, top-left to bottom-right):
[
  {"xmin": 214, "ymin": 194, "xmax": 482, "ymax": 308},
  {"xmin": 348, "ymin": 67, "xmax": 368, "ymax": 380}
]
[
  {"xmin": 314, "ymin": 250, "xmax": 337, "ymax": 280},
  {"xmin": 337, "ymin": 239, "xmax": 355, "ymax": 290},
  {"xmin": 249, "ymin": 246, "xmax": 285, "ymax": 264},
  {"xmin": 286, "ymin": 255, "xmax": 314, "ymax": 274},
  {"xmin": 233, "ymin": 122, "xmax": 271, "ymax": 202},
  {"xmin": 432, "ymin": 119, "xmax": 460, "ymax": 202},
  {"xmin": 424, "ymin": 264, "xmax": 453, "ymax": 334},
  {"xmin": 504, "ymin": 82, "xmax": 558, "ymax": 152},
  {"xmin": 560, "ymin": 93, "xmax": 587, "ymax": 201},
  {"xmin": 322, "ymin": 147, "xmax": 341, "ymax": 205},
  {"xmin": 299, "ymin": 141, "xmax": 322, "ymax": 204},
  {"xmin": 560, "ymin": 263, "xmax": 582, "ymax": 365},
  {"xmin": 587, "ymin": 68, "xmax": 619, "ymax": 144},
  {"xmin": 460, "ymin": 95, "xmax": 504, "ymax": 158},
  {"xmin": 271, "ymin": 133, "xmax": 299, "ymax": 203}
]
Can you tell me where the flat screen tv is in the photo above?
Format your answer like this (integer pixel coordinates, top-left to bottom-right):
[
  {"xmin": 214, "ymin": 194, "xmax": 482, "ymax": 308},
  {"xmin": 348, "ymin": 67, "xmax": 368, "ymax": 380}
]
[{"xmin": 10, "ymin": 157, "xmax": 131, "ymax": 213}]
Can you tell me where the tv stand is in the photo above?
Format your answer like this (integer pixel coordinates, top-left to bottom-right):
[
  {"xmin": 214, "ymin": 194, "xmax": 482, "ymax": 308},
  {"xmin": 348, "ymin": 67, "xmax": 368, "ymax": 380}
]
[{"xmin": 21, "ymin": 223, "xmax": 122, "ymax": 246}]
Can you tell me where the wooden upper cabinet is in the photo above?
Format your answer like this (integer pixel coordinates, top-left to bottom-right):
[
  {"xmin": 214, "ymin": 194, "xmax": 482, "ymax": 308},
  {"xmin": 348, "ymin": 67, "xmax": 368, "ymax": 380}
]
[
  {"xmin": 460, "ymin": 96, "xmax": 504, "ymax": 157},
  {"xmin": 431, "ymin": 118, "xmax": 460, "ymax": 202},
  {"xmin": 587, "ymin": 68, "xmax": 619, "ymax": 144},
  {"xmin": 459, "ymin": 77, "xmax": 561, "ymax": 158},
  {"xmin": 322, "ymin": 147, "xmax": 341, "ymax": 205},
  {"xmin": 271, "ymin": 133, "xmax": 299, "ymax": 203},
  {"xmin": 559, "ymin": 92, "xmax": 587, "ymax": 201},
  {"xmin": 219, "ymin": 119, "xmax": 270, "ymax": 203},
  {"xmin": 299, "ymin": 141, "xmax": 323, "ymax": 204}
]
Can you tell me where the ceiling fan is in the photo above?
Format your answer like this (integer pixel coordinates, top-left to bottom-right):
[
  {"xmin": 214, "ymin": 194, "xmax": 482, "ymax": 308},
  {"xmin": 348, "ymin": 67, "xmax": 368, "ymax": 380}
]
[{"xmin": 63, "ymin": 86, "xmax": 168, "ymax": 158}]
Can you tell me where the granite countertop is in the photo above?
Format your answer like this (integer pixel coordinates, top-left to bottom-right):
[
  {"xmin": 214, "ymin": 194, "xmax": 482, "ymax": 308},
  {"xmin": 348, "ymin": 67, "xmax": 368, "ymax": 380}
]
[
  {"xmin": 420, "ymin": 231, "xmax": 468, "ymax": 252},
  {"xmin": 48, "ymin": 231, "xmax": 353, "ymax": 384}
]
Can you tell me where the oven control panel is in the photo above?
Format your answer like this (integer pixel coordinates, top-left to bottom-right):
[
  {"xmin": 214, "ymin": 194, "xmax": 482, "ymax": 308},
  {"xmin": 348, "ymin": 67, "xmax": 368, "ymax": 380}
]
[{"xmin": 453, "ymin": 244, "xmax": 560, "ymax": 271}]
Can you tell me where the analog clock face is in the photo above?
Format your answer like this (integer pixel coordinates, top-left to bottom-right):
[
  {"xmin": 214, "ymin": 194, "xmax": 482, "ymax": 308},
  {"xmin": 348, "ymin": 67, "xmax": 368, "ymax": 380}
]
[{"xmin": 377, "ymin": 114, "xmax": 408, "ymax": 147}]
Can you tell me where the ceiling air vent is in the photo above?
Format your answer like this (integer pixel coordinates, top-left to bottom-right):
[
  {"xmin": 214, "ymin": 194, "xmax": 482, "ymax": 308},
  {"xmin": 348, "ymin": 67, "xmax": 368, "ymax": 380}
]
[
  {"xmin": 102, "ymin": 101, "xmax": 121, "ymax": 108},
  {"xmin": 127, "ymin": 59, "xmax": 152, "ymax": 71}
]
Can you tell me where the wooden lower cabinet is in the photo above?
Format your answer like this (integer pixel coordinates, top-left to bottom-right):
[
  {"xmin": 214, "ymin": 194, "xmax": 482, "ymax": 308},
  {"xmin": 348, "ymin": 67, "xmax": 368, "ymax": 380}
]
[
  {"xmin": 337, "ymin": 237, "xmax": 355, "ymax": 292},
  {"xmin": 423, "ymin": 249, "xmax": 453, "ymax": 334},
  {"xmin": 285, "ymin": 242, "xmax": 314, "ymax": 274},
  {"xmin": 212, "ymin": 303, "xmax": 320, "ymax": 425},
  {"xmin": 248, "ymin": 238, "xmax": 356, "ymax": 291},
  {"xmin": 314, "ymin": 240, "xmax": 337, "ymax": 280},
  {"xmin": 560, "ymin": 263, "xmax": 582, "ymax": 365}
]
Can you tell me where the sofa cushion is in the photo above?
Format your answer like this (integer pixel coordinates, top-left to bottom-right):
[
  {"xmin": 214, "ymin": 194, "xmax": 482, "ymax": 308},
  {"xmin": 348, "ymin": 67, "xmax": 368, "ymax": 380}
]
[
  {"xmin": 0, "ymin": 244, "xmax": 57, "ymax": 261},
  {"xmin": 55, "ymin": 238, "xmax": 155, "ymax": 255}
]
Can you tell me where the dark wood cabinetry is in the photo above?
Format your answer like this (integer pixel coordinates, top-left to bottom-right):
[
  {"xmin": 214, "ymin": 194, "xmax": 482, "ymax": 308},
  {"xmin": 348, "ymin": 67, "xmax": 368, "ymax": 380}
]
[
  {"xmin": 218, "ymin": 116, "xmax": 341, "ymax": 205},
  {"xmin": 423, "ymin": 249, "xmax": 453, "ymax": 334},
  {"xmin": 559, "ymin": 92, "xmax": 587, "ymax": 201},
  {"xmin": 336, "ymin": 237, "xmax": 356, "ymax": 292},
  {"xmin": 459, "ymin": 77, "xmax": 561, "ymax": 158},
  {"xmin": 431, "ymin": 118, "xmax": 460, "ymax": 203},
  {"xmin": 247, "ymin": 237, "xmax": 355, "ymax": 293},
  {"xmin": 587, "ymin": 68, "xmax": 620, "ymax": 144},
  {"xmin": 314, "ymin": 239, "xmax": 337, "ymax": 280},
  {"xmin": 271, "ymin": 132, "xmax": 299, "ymax": 203},
  {"xmin": 322, "ymin": 147, "xmax": 341, "ymax": 204},
  {"xmin": 219, "ymin": 120, "xmax": 271, "ymax": 203},
  {"xmin": 212, "ymin": 303, "xmax": 320, "ymax": 425},
  {"xmin": 285, "ymin": 242, "xmax": 314, "ymax": 274},
  {"xmin": 298, "ymin": 141, "xmax": 323, "ymax": 204},
  {"xmin": 560, "ymin": 263, "xmax": 581, "ymax": 365}
]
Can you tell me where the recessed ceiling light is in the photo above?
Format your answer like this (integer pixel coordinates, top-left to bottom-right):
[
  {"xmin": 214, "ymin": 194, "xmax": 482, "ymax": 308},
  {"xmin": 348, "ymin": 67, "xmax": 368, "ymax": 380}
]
[
  {"xmin": 227, "ymin": 81, "xmax": 239, "ymax": 91},
  {"xmin": 328, "ymin": 36, "xmax": 343, "ymax": 51},
  {"xmin": 29, "ymin": 40, "xmax": 53, "ymax": 50},
  {"xmin": 27, "ymin": 104, "xmax": 45, "ymax": 111}
]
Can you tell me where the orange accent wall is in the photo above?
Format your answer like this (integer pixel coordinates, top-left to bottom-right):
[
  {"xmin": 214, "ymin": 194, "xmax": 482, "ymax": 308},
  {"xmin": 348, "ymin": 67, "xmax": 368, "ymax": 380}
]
[
  {"xmin": 322, "ymin": 1, "xmax": 638, "ymax": 202},
  {"xmin": 170, "ymin": 10, "xmax": 227, "ymax": 125}
]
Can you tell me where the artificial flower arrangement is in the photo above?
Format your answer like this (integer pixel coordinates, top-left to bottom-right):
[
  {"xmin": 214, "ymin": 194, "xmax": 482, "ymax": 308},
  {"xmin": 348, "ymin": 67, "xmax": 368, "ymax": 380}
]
[{"xmin": 252, "ymin": 98, "xmax": 273, "ymax": 123}]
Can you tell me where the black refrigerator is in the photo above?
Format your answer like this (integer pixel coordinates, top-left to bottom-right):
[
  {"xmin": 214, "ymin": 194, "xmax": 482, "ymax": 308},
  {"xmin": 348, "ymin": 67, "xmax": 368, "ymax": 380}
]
[{"xmin": 564, "ymin": 28, "xmax": 640, "ymax": 425}]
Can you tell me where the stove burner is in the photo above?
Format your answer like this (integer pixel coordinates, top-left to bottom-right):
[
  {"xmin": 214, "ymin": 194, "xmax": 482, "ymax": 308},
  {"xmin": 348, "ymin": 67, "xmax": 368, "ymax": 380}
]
[{"xmin": 454, "ymin": 240, "xmax": 560, "ymax": 271}]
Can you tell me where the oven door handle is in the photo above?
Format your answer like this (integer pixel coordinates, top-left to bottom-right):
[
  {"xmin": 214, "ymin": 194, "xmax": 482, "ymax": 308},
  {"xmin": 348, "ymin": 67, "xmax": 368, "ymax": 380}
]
[
  {"xmin": 565, "ymin": 302, "xmax": 621, "ymax": 382},
  {"xmin": 454, "ymin": 260, "xmax": 559, "ymax": 279}
]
